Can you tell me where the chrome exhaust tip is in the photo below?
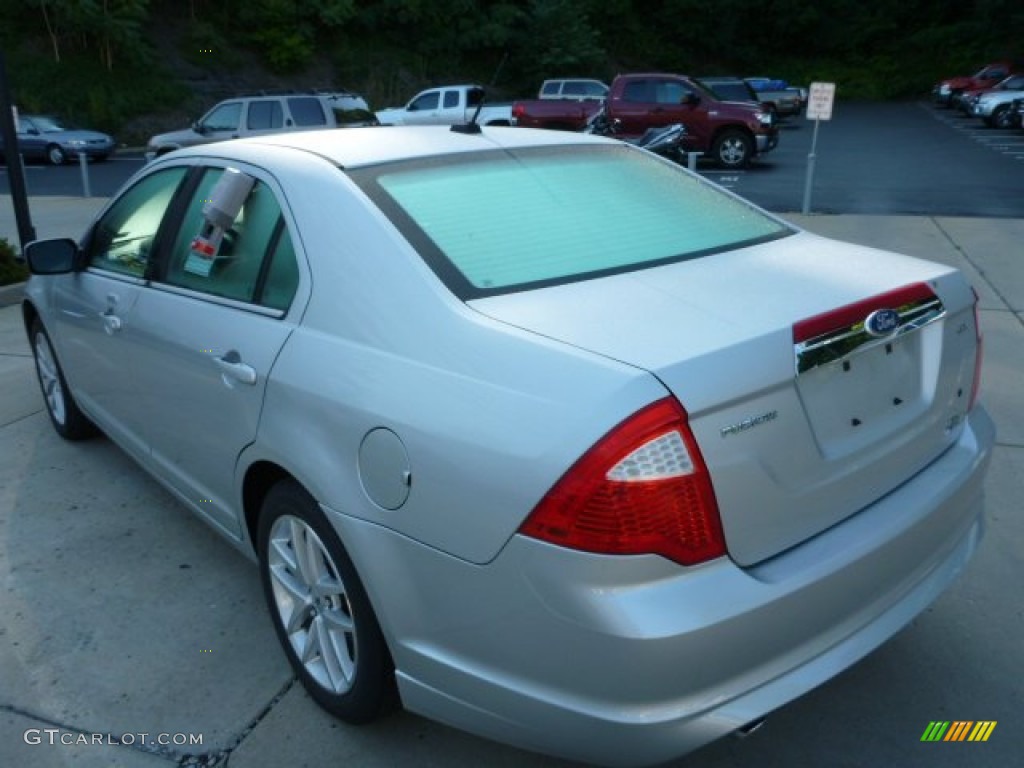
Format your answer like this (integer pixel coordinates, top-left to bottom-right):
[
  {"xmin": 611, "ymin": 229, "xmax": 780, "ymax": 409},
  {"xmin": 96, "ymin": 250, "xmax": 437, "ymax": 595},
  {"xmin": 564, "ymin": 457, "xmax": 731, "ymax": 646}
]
[{"xmin": 734, "ymin": 718, "xmax": 767, "ymax": 739}]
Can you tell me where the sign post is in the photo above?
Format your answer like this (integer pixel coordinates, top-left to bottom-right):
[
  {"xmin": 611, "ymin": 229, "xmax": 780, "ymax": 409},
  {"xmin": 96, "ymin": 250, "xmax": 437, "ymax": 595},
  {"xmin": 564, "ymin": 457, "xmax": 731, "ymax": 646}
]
[
  {"xmin": 801, "ymin": 81, "xmax": 836, "ymax": 214},
  {"xmin": 0, "ymin": 52, "xmax": 36, "ymax": 250}
]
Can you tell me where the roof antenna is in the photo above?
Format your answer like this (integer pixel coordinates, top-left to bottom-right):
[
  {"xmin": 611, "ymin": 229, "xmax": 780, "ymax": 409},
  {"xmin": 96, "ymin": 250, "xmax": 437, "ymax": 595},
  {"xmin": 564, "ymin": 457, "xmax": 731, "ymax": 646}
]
[
  {"xmin": 451, "ymin": 94, "xmax": 484, "ymax": 134},
  {"xmin": 451, "ymin": 54, "xmax": 507, "ymax": 135}
]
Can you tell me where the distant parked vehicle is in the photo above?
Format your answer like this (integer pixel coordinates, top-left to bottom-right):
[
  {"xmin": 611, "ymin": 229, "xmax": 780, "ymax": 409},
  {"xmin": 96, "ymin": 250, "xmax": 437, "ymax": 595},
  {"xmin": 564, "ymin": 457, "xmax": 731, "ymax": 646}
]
[
  {"xmin": 0, "ymin": 114, "xmax": 115, "ymax": 165},
  {"xmin": 968, "ymin": 74, "xmax": 1024, "ymax": 127},
  {"xmin": 697, "ymin": 77, "xmax": 760, "ymax": 106},
  {"xmin": 145, "ymin": 90, "xmax": 376, "ymax": 161},
  {"xmin": 514, "ymin": 72, "xmax": 778, "ymax": 168},
  {"xmin": 375, "ymin": 85, "xmax": 512, "ymax": 126},
  {"xmin": 744, "ymin": 77, "xmax": 802, "ymax": 117},
  {"xmin": 538, "ymin": 78, "xmax": 609, "ymax": 100},
  {"xmin": 933, "ymin": 61, "xmax": 1021, "ymax": 107}
]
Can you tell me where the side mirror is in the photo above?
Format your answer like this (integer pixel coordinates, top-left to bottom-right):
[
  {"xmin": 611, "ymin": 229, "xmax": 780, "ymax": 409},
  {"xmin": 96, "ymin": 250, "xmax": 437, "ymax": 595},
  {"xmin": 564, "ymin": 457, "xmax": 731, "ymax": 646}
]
[
  {"xmin": 25, "ymin": 238, "xmax": 78, "ymax": 275},
  {"xmin": 683, "ymin": 93, "xmax": 701, "ymax": 106},
  {"xmin": 192, "ymin": 121, "xmax": 208, "ymax": 135}
]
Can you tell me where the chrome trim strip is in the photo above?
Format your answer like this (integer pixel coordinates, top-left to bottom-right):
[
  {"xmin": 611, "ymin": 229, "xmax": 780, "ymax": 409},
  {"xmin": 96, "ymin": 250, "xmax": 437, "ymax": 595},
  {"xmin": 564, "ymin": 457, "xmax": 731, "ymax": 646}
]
[{"xmin": 795, "ymin": 298, "xmax": 945, "ymax": 375}]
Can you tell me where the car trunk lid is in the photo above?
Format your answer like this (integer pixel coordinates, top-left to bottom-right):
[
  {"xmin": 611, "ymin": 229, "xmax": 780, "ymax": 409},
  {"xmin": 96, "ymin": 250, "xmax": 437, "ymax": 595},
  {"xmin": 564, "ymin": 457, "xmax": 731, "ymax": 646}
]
[{"xmin": 468, "ymin": 232, "xmax": 980, "ymax": 566}]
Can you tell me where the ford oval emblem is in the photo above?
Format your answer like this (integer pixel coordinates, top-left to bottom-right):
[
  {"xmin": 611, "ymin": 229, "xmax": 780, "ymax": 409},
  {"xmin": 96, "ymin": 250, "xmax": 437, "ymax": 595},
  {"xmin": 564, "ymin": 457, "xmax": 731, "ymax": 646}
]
[{"xmin": 865, "ymin": 308, "xmax": 900, "ymax": 337}]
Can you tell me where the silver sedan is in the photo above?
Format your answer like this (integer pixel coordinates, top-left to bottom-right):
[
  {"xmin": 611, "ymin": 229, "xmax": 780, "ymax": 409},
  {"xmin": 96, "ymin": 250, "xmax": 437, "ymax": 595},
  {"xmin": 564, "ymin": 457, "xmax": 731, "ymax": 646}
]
[{"xmin": 21, "ymin": 125, "xmax": 994, "ymax": 767}]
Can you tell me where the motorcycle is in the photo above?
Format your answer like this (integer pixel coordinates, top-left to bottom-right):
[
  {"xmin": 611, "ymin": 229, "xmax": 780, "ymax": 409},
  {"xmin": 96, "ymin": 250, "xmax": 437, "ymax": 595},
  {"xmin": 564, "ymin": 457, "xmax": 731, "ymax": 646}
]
[{"xmin": 583, "ymin": 102, "xmax": 688, "ymax": 163}]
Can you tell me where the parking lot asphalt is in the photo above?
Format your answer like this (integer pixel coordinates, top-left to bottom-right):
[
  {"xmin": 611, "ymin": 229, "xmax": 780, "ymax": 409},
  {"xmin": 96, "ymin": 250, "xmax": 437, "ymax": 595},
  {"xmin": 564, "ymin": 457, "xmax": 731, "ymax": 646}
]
[{"xmin": 1, "ymin": 196, "xmax": 1023, "ymax": 767}]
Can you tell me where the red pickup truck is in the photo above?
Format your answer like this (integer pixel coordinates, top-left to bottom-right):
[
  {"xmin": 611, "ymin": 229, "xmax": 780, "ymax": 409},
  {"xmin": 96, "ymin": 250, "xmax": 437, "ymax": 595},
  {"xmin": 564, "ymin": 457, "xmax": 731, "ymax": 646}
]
[
  {"xmin": 511, "ymin": 73, "xmax": 779, "ymax": 168},
  {"xmin": 932, "ymin": 61, "xmax": 1022, "ymax": 107}
]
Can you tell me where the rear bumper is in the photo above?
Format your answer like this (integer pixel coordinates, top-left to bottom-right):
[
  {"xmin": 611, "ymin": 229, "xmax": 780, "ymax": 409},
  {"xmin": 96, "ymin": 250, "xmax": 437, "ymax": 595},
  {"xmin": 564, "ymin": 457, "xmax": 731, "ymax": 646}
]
[{"xmin": 328, "ymin": 405, "xmax": 994, "ymax": 767}]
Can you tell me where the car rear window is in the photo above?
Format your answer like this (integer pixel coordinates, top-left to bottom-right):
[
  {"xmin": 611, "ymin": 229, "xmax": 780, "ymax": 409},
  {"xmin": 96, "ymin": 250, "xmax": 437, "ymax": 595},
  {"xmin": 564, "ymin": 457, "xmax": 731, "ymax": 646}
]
[{"xmin": 354, "ymin": 145, "xmax": 791, "ymax": 299}]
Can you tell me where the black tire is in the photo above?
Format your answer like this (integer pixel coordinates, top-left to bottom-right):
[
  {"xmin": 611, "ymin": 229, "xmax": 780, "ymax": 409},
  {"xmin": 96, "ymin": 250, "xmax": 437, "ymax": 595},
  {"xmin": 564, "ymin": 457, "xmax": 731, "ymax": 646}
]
[
  {"xmin": 991, "ymin": 105, "xmax": 1017, "ymax": 129},
  {"xmin": 30, "ymin": 319, "xmax": 97, "ymax": 440},
  {"xmin": 712, "ymin": 129, "xmax": 753, "ymax": 169},
  {"xmin": 258, "ymin": 480, "xmax": 395, "ymax": 723},
  {"xmin": 46, "ymin": 144, "xmax": 67, "ymax": 166}
]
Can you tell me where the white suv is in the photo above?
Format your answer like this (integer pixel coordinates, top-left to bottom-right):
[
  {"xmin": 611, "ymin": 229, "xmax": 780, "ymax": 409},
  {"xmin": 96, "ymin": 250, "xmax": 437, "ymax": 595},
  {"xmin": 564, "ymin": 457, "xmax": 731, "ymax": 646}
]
[
  {"xmin": 145, "ymin": 91, "xmax": 377, "ymax": 161},
  {"xmin": 538, "ymin": 78, "xmax": 609, "ymax": 100}
]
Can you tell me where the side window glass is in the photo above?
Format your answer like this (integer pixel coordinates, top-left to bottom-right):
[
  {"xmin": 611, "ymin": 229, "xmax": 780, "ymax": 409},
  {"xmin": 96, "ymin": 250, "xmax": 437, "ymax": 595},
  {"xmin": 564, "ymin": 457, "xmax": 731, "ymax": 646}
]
[
  {"xmin": 442, "ymin": 90, "xmax": 459, "ymax": 108},
  {"xmin": 202, "ymin": 103, "xmax": 242, "ymax": 132},
  {"xmin": 164, "ymin": 169, "xmax": 286, "ymax": 305},
  {"xmin": 541, "ymin": 82, "xmax": 558, "ymax": 96},
  {"xmin": 287, "ymin": 97, "xmax": 327, "ymax": 126},
  {"xmin": 411, "ymin": 92, "xmax": 439, "ymax": 111},
  {"xmin": 86, "ymin": 168, "xmax": 187, "ymax": 277},
  {"xmin": 248, "ymin": 100, "xmax": 284, "ymax": 130},
  {"xmin": 623, "ymin": 81, "xmax": 652, "ymax": 103},
  {"xmin": 656, "ymin": 82, "xmax": 688, "ymax": 105},
  {"xmin": 563, "ymin": 82, "xmax": 585, "ymax": 96},
  {"xmin": 259, "ymin": 227, "xmax": 299, "ymax": 311},
  {"xmin": 330, "ymin": 102, "xmax": 375, "ymax": 125}
]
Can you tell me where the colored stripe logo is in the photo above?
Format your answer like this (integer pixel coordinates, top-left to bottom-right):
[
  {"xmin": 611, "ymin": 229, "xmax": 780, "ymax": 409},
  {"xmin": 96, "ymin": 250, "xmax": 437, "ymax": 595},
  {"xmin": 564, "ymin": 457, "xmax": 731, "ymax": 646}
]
[{"xmin": 921, "ymin": 721, "xmax": 997, "ymax": 742}]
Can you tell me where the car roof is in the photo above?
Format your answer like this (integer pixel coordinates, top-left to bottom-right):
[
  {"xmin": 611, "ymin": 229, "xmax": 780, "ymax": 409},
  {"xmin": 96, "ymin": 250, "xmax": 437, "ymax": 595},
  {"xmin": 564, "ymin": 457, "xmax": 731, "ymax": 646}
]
[{"xmin": 174, "ymin": 125, "xmax": 616, "ymax": 169}]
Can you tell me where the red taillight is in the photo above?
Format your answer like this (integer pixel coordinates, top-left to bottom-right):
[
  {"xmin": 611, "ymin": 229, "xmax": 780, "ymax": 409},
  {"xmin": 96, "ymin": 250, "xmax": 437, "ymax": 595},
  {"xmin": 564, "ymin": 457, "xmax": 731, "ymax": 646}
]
[
  {"xmin": 969, "ymin": 288, "xmax": 984, "ymax": 411},
  {"xmin": 519, "ymin": 398, "xmax": 726, "ymax": 566},
  {"xmin": 512, "ymin": 103, "xmax": 525, "ymax": 119}
]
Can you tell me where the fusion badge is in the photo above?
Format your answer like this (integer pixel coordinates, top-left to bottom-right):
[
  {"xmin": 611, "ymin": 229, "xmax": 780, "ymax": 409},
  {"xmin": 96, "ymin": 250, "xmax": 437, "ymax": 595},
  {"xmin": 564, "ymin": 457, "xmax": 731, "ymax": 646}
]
[{"xmin": 720, "ymin": 410, "xmax": 778, "ymax": 438}]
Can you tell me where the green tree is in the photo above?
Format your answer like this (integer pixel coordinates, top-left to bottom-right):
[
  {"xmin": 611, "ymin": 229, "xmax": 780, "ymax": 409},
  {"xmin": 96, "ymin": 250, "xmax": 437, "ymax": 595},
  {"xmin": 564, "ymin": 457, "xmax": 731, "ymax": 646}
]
[
  {"xmin": 239, "ymin": 0, "xmax": 355, "ymax": 72},
  {"xmin": 26, "ymin": 0, "xmax": 150, "ymax": 71}
]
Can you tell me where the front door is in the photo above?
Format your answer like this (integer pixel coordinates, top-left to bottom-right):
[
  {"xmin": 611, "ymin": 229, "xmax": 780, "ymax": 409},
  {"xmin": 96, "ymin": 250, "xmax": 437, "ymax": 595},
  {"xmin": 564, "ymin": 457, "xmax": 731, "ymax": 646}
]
[{"xmin": 51, "ymin": 167, "xmax": 189, "ymax": 455}]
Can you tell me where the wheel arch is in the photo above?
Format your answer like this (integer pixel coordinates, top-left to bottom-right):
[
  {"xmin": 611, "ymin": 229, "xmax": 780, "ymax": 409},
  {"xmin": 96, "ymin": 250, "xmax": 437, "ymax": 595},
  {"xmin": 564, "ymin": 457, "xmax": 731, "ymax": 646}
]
[
  {"xmin": 241, "ymin": 459, "xmax": 296, "ymax": 554},
  {"xmin": 21, "ymin": 299, "xmax": 41, "ymax": 345},
  {"xmin": 711, "ymin": 123, "xmax": 756, "ymax": 145}
]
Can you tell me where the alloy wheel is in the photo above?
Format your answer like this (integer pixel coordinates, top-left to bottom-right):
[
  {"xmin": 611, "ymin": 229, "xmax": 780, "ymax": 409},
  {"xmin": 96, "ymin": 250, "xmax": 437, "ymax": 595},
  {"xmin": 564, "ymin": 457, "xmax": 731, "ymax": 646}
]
[
  {"xmin": 34, "ymin": 330, "xmax": 67, "ymax": 425},
  {"xmin": 266, "ymin": 513, "xmax": 358, "ymax": 694}
]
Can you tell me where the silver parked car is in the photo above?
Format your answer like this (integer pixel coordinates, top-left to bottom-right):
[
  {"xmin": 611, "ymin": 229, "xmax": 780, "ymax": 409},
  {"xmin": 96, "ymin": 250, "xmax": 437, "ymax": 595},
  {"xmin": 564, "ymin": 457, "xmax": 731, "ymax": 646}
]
[
  {"xmin": 22, "ymin": 126, "xmax": 993, "ymax": 767},
  {"xmin": 0, "ymin": 114, "xmax": 115, "ymax": 165}
]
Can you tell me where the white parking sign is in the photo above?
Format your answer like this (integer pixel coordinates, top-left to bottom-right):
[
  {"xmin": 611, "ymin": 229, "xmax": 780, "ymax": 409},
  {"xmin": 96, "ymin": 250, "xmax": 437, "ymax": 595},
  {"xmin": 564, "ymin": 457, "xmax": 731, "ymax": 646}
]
[{"xmin": 806, "ymin": 82, "xmax": 836, "ymax": 120}]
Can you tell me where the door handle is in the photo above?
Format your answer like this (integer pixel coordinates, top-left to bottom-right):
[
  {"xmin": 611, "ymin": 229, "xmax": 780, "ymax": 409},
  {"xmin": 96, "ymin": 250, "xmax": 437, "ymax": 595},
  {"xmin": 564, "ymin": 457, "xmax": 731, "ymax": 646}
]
[
  {"xmin": 214, "ymin": 353, "xmax": 257, "ymax": 386},
  {"xmin": 99, "ymin": 310, "xmax": 122, "ymax": 334}
]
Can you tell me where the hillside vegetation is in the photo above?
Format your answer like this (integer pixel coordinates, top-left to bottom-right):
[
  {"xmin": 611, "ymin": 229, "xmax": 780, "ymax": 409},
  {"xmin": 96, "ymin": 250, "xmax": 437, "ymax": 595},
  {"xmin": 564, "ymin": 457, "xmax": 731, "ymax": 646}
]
[{"xmin": 1, "ymin": 0, "xmax": 1021, "ymax": 144}]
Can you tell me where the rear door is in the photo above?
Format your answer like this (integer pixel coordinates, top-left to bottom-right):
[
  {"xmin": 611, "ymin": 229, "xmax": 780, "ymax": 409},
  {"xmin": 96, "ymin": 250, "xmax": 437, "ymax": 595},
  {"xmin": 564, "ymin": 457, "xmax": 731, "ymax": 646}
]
[
  {"xmin": 613, "ymin": 77, "xmax": 707, "ymax": 143},
  {"xmin": 242, "ymin": 98, "xmax": 285, "ymax": 137},
  {"xmin": 131, "ymin": 165, "xmax": 304, "ymax": 535}
]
